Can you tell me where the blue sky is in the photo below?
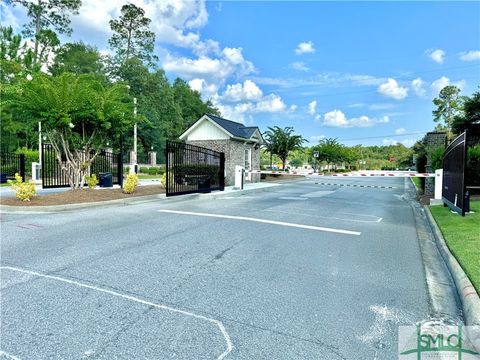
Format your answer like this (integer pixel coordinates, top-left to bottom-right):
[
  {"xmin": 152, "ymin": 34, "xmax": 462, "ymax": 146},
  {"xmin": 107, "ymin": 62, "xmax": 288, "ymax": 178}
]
[{"xmin": 2, "ymin": 1, "xmax": 480, "ymax": 146}]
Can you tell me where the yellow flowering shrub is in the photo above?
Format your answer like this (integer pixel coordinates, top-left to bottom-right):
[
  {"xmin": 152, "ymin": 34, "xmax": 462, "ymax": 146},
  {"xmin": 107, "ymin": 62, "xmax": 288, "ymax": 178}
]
[
  {"xmin": 8, "ymin": 173, "xmax": 36, "ymax": 201},
  {"xmin": 123, "ymin": 173, "xmax": 139, "ymax": 194},
  {"xmin": 85, "ymin": 174, "xmax": 98, "ymax": 189}
]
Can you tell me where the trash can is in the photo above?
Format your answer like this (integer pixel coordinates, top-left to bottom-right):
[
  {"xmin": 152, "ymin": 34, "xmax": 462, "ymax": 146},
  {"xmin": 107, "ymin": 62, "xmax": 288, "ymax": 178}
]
[
  {"xmin": 198, "ymin": 176, "xmax": 211, "ymax": 192},
  {"xmin": 99, "ymin": 172, "xmax": 113, "ymax": 187},
  {"xmin": 0, "ymin": 173, "xmax": 7, "ymax": 184}
]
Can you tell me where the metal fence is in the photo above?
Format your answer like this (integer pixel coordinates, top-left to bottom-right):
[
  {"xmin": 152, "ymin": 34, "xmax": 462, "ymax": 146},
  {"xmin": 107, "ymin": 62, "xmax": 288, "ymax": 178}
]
[
  {"xmin": 0, "ymin": 153, "xmax": 25, "ymax": 183},
  {"xmin": 165, "ymin": 140, "xmax": 225, "ymax": 197},
  {"xmin": 42, "ymin": 143, "xmax": 122, "ymax": 188},
  {"xmin": 442, "ymin": 132, "xmax": 467, "ymax": 215}
]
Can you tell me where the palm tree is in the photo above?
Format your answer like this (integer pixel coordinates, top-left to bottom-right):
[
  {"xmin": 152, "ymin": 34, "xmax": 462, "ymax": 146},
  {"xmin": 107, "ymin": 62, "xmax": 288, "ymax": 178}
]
[{"xmin": 263, "ymin": 126, "xmax": 307, "ymax": 170}]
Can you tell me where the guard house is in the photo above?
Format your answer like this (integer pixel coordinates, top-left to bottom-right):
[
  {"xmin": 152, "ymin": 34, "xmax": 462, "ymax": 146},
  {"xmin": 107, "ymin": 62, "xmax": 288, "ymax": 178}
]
[{"xmin": 179, "ymin": 114, "xmax": 263, "ymax": 186}]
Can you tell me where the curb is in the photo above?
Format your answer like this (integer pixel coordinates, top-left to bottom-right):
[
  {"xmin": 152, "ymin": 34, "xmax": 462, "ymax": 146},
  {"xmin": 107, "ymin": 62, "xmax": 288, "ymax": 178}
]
[
  {"xmin": 424, "ymin": 205, "xmax": 480, "ymax": 326},
  {"xmin": 0, "ymin": 183, "xmax": 282, "ymax": 214}
]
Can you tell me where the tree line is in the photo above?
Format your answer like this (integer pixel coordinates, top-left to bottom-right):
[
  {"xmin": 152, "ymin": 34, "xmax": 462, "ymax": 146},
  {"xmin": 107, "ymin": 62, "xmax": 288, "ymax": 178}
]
[{"xmin": 1, "ymin": 1, "xmax": 219, "ymax": 166}]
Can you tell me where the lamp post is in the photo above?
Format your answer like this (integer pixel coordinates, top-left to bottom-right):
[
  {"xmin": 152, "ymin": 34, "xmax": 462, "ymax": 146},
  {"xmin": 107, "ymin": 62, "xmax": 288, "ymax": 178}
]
[{"xmin": 131, "ymin": 97, "xmax": 138, "ymax": 174}]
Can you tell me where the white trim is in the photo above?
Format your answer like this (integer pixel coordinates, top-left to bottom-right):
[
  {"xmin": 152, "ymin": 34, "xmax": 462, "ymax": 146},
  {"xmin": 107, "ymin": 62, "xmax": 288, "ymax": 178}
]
[{"xmin": 179, "ymin": 115, "xmax": 234, "ymax": 141}]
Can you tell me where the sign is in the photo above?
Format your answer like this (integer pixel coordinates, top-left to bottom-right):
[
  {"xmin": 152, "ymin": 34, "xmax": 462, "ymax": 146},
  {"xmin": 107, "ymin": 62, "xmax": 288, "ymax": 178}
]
[{"xmin": 313, "ymin": 151, "xmax": 319, "ymax": 158}]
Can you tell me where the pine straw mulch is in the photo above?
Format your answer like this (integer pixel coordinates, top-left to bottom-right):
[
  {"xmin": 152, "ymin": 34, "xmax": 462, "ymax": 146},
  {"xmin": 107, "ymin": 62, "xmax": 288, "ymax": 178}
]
[{"xmin": 0, "ymin": 186, "xmax": 165, "ymax": 206}]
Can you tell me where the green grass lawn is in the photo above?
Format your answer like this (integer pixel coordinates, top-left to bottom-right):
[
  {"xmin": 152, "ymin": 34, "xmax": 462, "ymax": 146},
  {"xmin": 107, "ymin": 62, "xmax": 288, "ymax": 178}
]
[
  {"xmin": 137, "ymin": 174, "xmax": 162, "ymax": 180},
  {"xmin": 411, "ymin": 177, "xmax": 422, "ymax": 191},
  {"xmin": 430, "ymin": 201, "xmax": 480, "ymax": 293}
]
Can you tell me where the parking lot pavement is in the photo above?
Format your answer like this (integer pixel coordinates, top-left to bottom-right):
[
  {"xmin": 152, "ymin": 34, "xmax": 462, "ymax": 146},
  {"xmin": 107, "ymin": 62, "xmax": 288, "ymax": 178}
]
[{"xmin": 1, "ymin": 177, "xmax": 448, "ymax": 359}]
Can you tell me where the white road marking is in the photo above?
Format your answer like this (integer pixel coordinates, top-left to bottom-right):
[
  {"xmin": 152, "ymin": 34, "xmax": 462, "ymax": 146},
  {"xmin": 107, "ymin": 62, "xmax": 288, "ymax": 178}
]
[
  {"xmin": 0, "ymin": 351, "xmax": 21, "ymax": 360},
  {"xmin": 158, "ymin": 210, "xmax": 361, "ymax": 236},
  {"xmin": 0, "ymin": 266, "xmax": 233, "ymax": 360},
  {"xmin": 278, "ymin": 197, "xmax": 308, "ymax": 201}
]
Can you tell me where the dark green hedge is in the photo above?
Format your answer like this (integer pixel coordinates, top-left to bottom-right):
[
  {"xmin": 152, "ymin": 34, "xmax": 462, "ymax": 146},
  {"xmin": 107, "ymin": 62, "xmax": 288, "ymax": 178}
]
[{"xmin": 173, "ymin": 164, "xmax": 220, "ymax": 178}]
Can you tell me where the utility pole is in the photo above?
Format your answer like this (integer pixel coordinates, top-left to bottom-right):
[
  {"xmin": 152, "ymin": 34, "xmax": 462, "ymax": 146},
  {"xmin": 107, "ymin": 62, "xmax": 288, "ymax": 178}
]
[{"xmin": 131, "ymin": 97, "xmax": 138, "ymax": 174}]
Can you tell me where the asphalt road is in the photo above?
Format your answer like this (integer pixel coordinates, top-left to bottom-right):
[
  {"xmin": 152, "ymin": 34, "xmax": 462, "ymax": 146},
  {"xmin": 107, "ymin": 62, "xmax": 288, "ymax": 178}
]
[{"xmin": 1, "ymin": 177, "xmax": 442, "ymax": 359}]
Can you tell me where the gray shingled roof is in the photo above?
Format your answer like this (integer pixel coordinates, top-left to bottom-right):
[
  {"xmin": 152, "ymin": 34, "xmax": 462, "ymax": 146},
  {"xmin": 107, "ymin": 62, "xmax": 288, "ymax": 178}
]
[{"xmin": 206, "ymin": 114, "xmax": 261, "ymax": 140}]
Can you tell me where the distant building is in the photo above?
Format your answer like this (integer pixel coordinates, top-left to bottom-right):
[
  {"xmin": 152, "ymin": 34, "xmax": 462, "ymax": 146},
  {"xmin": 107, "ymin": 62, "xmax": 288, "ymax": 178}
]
[{"xmin": 179, "ymin": 114, "xmax": 263, "ymax": 185}]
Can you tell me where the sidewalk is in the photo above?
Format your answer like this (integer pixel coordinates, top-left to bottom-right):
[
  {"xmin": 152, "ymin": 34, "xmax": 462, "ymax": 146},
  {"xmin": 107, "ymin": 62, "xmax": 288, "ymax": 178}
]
[{"xmin": 0, "ymin": 181, "xmax": 281, "ymax": 213}]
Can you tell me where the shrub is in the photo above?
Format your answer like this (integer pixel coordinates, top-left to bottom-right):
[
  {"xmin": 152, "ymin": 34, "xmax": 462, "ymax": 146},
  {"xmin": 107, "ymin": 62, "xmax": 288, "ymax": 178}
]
[
  {"xmin": 123, "ymin": 173, "xmax": 139, "ymax": 194},
  {"xmin": 426, "ymin": 146, "xmax": 445, "ymax": 171},
  {"xmin": 8, "ymin": 173, "xmax": 36, "ymax": 201},
  {"xmin": 147, "ymin": 167, "xmax": 158, "ymax": 175},
  {"xmin": 467, "ymin": 144, "xmax": 480, "ymax": 187},
  {"xmin": 85, "ymin": 174, "xmax": 98, "ymax": 189},
  {"xmin": 160, "ymin": 173, "xmax": 166, "ymax": 188},
  {"xmin": 139, "ymin": 166, "xmax": 149, "ymax": 174}
]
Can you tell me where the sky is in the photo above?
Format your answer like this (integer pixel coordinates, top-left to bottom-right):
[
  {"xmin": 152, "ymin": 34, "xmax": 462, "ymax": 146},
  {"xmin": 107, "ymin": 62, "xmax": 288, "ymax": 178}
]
[{"xmin": 2, "ymin": 1, "xmax": 480, "ymax": 147}]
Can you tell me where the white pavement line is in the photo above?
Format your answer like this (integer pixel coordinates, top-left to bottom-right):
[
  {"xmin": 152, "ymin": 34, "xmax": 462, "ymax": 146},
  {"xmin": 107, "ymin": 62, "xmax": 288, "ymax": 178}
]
[
  {"xmin": 0, "ymin": 351, "xmax": 21, "ymax": 360},
  {"xmin": 278, "ymin": 197, "xmax": 308, "ymax": 201},
  {"xmin": 0, "ymin": 266, "xmax": 233, "ymax": 360},
  {"xmin": 157, "ymin": 210, "xmax": 361, "ymax": 236}
]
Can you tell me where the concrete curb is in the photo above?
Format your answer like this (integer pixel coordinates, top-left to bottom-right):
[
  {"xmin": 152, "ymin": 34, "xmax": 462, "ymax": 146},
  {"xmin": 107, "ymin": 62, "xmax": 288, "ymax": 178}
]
[
  {"xmin": 424, "ymin": 205, "xmax": 480, "ymax": 326},
  {"xmin": 0, "ymin": 183, "xmax": 282, "ymax": 214}
]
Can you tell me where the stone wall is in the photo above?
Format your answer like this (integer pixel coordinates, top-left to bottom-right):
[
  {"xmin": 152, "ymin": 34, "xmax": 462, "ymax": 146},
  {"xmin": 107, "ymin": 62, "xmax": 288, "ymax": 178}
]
[{"xmin": 186, "ymin": 139, "xmax": 260, "ymax": 186}]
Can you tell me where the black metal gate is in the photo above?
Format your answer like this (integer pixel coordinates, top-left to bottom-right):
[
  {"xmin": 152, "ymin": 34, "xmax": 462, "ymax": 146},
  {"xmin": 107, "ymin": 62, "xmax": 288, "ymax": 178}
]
[
  {"xmin": 442, "ymin": 132, "xmax": 467, "ymax": 215},
  {"xmin": 42, "ymin": 143, "xmax": 123, "ymax": 188},
  {"xmin": 165, "ymin": 141, "xmax": 225, "ymax": 197},
  {"xmin": 0, "ymin": 153, "xmax": 25, "ymax": 183}
]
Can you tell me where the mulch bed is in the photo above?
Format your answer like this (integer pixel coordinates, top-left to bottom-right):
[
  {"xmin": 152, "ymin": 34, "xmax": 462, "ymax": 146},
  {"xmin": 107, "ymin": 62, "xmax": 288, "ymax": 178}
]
[{"xmin": 0, "ymin": 186, "xmax": 165, "ymax": 206}]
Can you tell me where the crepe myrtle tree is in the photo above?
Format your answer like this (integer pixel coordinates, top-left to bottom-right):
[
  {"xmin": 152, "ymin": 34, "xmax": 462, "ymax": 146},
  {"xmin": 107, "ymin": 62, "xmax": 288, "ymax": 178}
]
[{"xmin": 13, "ymin": 72, "xmax": 134, "ymax": 189}]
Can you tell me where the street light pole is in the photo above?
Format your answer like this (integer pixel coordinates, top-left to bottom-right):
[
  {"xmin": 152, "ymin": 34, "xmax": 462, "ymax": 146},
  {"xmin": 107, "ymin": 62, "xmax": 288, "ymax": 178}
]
[
  {"xmin": 38, "ymin": 121, "xmax": 42, "ymax": 166},
  {"xmin": 132, "ymin": 97, "xmax": 138, "ymax": 173}
]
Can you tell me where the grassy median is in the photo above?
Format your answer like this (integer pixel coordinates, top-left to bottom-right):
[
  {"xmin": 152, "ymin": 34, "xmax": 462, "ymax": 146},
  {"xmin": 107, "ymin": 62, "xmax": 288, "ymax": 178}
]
[{"xmin": 430, "ymin": 201, "xmax": 480, "ymax": 293}]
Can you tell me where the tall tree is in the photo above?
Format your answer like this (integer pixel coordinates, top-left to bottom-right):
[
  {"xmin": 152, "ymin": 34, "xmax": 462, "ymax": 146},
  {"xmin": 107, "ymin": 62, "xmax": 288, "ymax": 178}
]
[
  {"xmin": 451, "ymin": 90, "xmax": 480, "ymax": 134},
  {"xmin": 263, "ymin": 126, "xmax": 307, "ymax": 170},
  {"xmin": 172, "ymin": 78, "xmax": 219, "ymax": 130},
  {"xmin": 49, "ymin": 42, "xmax": 104, "ymax": 77},
  {"xmin": 10, "ymin": 0, "xmax": 81, "ymax": 64},
  {"xmin": 432, "ymin": 85, "xmax": 465, "ymax": 131},
  {"xmin": 311, "ymin": 138, "xmax": 344, "ymax": 170},
  {"xmin": 109, "ymin": 3, "xmax": 157, "ymax": 67},
  {"xmin": 10, "ymin": 73, "xmax": 133, "ymax": 189}
]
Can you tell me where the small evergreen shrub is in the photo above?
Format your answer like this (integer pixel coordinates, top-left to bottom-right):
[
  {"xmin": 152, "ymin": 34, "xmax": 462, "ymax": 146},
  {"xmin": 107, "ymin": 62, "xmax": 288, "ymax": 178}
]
[
  {"xmin": 123, "ymin": 173, "xmax": 139, "ymax": 194},
  {"xmin": 85, "ymin": 174, "xmax": 98, "ymax": 189},
  {"xmin": 8, "ymin": 173, "xmax": 36, "ymax": 201}
]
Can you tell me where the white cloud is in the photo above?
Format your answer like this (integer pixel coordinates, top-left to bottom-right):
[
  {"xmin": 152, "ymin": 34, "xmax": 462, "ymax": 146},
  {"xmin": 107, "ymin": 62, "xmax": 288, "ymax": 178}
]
[
  {"xmin": 295, "ymin": 41, "xmax": 315, "ymax": 55},
  {"xmin": 69, "ymin": 0, "xmax": 217, "ymax": 56},
  {"xmin": 310, "ymin": 135, "xmax": 325, "ymax": 141},
  {"xmin": 255, "ymin": 94, "xmax": 287, "ymax": 113},
  {"xmin": 369, "ymin": 103, "xmax": 397, "ymax": 111},
  {"xmin": 188, "ymin": 78, "xmax": 218, "ymax": 98},
  {"xmin": 431, "ymin": 76, "xmax": 466, "ymax": 95},
  {"xmin": 308, "ymin": 100, "xmax": 317, "ymax": 115},
  {"xmin": 348, "ymin": 103, "xmax": 365, "ymax": 108},
  {"xmin": 222, "ymin": 80, "xmax": 263, "ymax": 102},
  {"xmin": 395, "ymin": 128, "xmax": 406, "ymax": 135},
  {"xmin": 289, "ymin": 104, "xmax": 298, "ymax": 112},
  {"xmin": 162, "ymin": 47, "xmax": 255, "ymax": 83},
  {"xmin": 0, "ymin": 2, "xmax": 21, "ymax": 30},
  {"xmin": 411, "ymin": 78, "xmax": 426, "ymax": 96},
  {"xmin": 322, "ymin": 110, "xmax": 389, "ymax": 128},
  {"xmin": 291, "ymin": 61, "xmax": 309, "ymax": 72},
  {"xmin": 426, "ymin": 49, "xmax": 446, "ymax": 64},
  {"xmin": 377, "ymin": 78, "xmax": 408, "ymax": 100},
  {"xmin": 459, "ymin": 50, "xmax": 480, "ymax": 61}
]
